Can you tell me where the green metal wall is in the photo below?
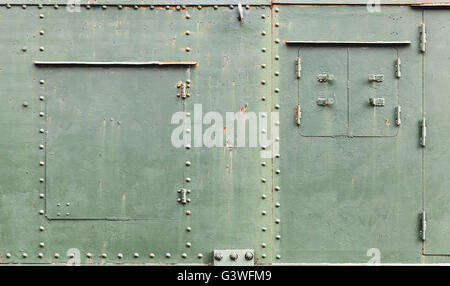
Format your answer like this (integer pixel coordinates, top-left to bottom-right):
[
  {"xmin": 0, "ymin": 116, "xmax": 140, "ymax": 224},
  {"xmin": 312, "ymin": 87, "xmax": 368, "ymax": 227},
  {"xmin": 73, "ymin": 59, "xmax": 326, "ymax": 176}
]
[{"xmin": 0, "ymin": 2, "xmax": 449, "ymax": 265}]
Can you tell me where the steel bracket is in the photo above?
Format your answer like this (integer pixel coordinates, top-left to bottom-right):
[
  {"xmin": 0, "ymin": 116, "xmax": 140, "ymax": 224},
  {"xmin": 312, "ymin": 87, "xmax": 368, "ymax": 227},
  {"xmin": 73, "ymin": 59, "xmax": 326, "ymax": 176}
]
[{"xmin": 369, "ymin": 97, "xmax": 385, "ymax": 106}]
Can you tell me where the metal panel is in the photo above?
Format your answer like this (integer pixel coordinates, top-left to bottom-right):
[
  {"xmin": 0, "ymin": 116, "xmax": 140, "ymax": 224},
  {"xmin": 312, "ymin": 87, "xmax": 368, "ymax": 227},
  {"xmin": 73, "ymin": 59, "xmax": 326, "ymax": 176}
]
[
  {"xmin": 348, "ymin": 47, "xmax": 399, "ymax": 137},
  {"xmin": 298, "ymin": 47, "xmax": 348, "ymax": 136},
  {"xmin": 274, "ymin": 5, "xmax": 423, "ymax": 263},
  {"xmin": 423, "ymin": 10, "xmax": 450, "ymax": 255}
]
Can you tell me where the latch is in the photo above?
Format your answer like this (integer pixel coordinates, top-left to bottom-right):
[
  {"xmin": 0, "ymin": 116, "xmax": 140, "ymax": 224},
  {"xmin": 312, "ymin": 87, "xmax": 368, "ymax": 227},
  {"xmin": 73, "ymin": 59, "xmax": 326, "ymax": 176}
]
[
  {"xmin": 420, "ymin": 117, "xmax": 426, "ymax": 147},
  {"xmin": 213, "ymin": 249, "xmax": 254, "ymax": 266},
  {"xmin": 176, "ymin": 81, "xmax": 190, "ymax": 99},
  {"xmin": 368, "ymin": 74, "xmax": 384, "ymax": 82},
  {"xmin": 369, "ymin": 97, "xmax": 385, "ymax": 106},
  {"xmin": 177, "ymin": 188, "xmax": 191, "ymax": 204},
  {"xmin": 316, "ymin": 97, "xmax": 335, "ymax": 106},
  {"xmin": 295, "ymin": 104, "xmax": 301, "ymax": 126},
  {"xmin": 419, "ymin": 211, "xmax": 426, "ymax": 241},
  {"xmin": 317, "ymin": 73, "xmax": 335, "ymax": 83}
]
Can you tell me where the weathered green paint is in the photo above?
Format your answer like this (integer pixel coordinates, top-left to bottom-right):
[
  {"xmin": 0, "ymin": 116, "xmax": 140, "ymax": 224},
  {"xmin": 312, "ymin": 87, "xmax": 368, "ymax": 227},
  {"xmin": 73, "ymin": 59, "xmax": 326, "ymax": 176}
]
[{"xmin": 0, "ymin": 3, "xmax": 449, "ymax": 265}]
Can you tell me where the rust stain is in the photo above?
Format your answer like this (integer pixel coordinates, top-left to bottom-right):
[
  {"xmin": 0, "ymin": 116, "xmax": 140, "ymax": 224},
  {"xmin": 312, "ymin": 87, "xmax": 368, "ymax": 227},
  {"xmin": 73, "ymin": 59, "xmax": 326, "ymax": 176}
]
[{"xmin": 385, "ymin": 119, "xmax": 391, "ymax": 126}]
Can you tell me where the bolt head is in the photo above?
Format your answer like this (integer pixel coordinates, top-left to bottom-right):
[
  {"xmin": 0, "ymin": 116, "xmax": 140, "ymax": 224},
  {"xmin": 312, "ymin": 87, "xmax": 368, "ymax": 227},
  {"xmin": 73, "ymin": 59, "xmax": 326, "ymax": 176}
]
[
  {"xmin": 245, "ymin": 251, "xmax": 254, "ymax": 261},
  {"xmin": 214, "ymin": 252, "xmax": 223, "ymax": 261},
  {"xmin": 229, "ymin": 253, "xmax": 238, "ymax": 261}
]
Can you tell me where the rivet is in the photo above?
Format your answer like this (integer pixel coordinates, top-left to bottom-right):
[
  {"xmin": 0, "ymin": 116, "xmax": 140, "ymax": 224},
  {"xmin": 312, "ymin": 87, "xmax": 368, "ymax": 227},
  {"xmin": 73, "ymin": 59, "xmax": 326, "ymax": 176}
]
[
  {"xmin": 275, "ymin": 104, "xmax": 280, "ymax": 109},
  {"xmin": 261, "ymin": 96, "xmax": 266, "ymax": 101},
  {"xmin": 276, "ymin": 255, "xmax": 281, "ymax": 259},
  {"xmin": 176, "ymin": 6, "xmax": 181, "ymax": 11},
  {"xmin": 186, "ymin": 14, "xmax": 191, "ymax": 19},
  {"xmin": 186, "ymin": 242, "xmax": 191, "ymax": 247},
  {"xmin": 198, "ymin": 253, "xmax": 203, "ymax": 259},
  {"xmin": 262, "ymin": 211, "xmax": 267, "ymax": 215},
  {"xmin": 197, "ymin": 5, "xmax": 202, "ymax": 9},
  {"xmin": 66, "ymin": 212, "xmax": 70, "ymax": 216},
  {"xmin": 185, "ymin": 47, "xmax": 191, "ymax": 52},
  {"xmin": 261, "ymin": 243, "xmax": 267, "ymax": 248},
  {"xmin": 214, "ymin": 252, "xmax": 223, "ymax": 261},
  {"xmin": 261, "ymin": 31, "xmax": 266, "ymax": 36},
  {"xmin": 149, "ymin": 253, "xmax": 155, "ymax": 258},
  {"xmin": 40, "ymin": 96, "xmax": 45, "ymax": 101},
  {"xmin": 261, "ymin": 194, "xmax": 267, "ymax": 199},
  {"xmin": 261, "ymin": 162, "xmax": 266, "ymax": 167},
  {"xmin": 39, "ymin": 30, "xmax": 45, "ymax": 36},
  {"xmin": 22, "ymin": 47, "xmax": 27, "ymax": 52},
  {"xmin": 39, "ymin": 14, "xmax": 44, "ymax": 19},
  {"xmin": 186, "ymin": 210, "xmax": 191, "ymax": 215},
  {"xmin": 275, "ymin": 7, "xmax": 280, "ymax": 12},
  {"xmin": 261, "ymin": 64, "xmax": 266, "ymax": 69},
  {"xmin": 275, "ymin": 72, "xmax": 280, "ymax": 76},
  {"xmin": 182, "ymin": 253, "xmax": 187, "ymax": 258},
  {"xmin": 164, "ymin": 5, "xmax": 169, "ymax": 10},
  {"xmin": 246, "ymin": 5, "xmax": 250, "ymax": 9},
  {"xmin": 39, "ymin": 193, "xmax": 45, "ymax": 198},
  {"xmin": 261, "ymin": 253, "xmax": 267, "ymax": 258},
  {"xmin": 101, "ymin": 253, "xmax": 107, "ymax": 258},
  {"xmin": 39, "ymin": 144, "xmax": 44, "ymax": 149},
  {"xmin": 134, "ymin": 253, "xmax": 139, "ymax": 258},
  {"xmin": 275, "ymin": 22, "xmax": 280, "ymax": 27},
  {"xmin": 275, "ymin": 121, "xmax": 280, "ymax": 126},
  {"xmin": 275, "ymin": 55, "xmax": 280, "ymax": 60},
  {"xmin": 229, "ymin": 5, "xmax": 234, "ymax": 9},
  {"xmin": 6, "ymin": 253, "xmax": 11, "ymax": 258},
  {"xmin": 117, "ymin": 253, "xmax": 123, "ymax": 259},
  {"xmin": 245, "ymin": 251, "xmax": 253, "ymax": 260},
  {"xmin": 276, "ymin": 234, "xmax": 281, "ymax": 240},
  {"xmin": 39, "ymin": 226, "xmax": 45, "ymax": 231},
  {"xmin": 39, "ymin": 178, "xmax": 44, "ymax": 183},
  {"xmin": 66, "ymin": 202, "xmax": 70, "ymax": 206},
  {"xmin": 185, "ymin": 178, "xmax": 191, "ymax": 182},
  {"xmin": 69, "ymin": 253, "xmax": 75, "ymax": 258},
  {"xmin": 39, "ymin": 161, "xmax": 45, "ymax": 166},
  {"xmin": 134, "ymin": 5, "xmax": 138, "ymax": 10},
  {"xmin": 86, "ymin": 5, "xmax": 91, "ymax": 9},
  {"xmin": 274, "ymin": 88, "xmax": 280, "ymax": 93},
  {"xmin": 39, "ymin": 242, "xmax": 45, "ymax": 247},
  {"xmin": 39, "ymin": 46, "xmax": 45, "ymax": 52},
  {"xmin": 6, "ymin": 4, "xmax": 11, "ymax": 9},
  {"xmin": 275, "ymin": 39, "xmax": 280, "ymax": 44},
  {"xmin": 261, "ymin": 178, "xmax": 266, "ymax": 183},
  {"xmin": 261, "ymin": 80, "xmax": 266, "ymax": 85},
  {"xmin": 276, "ymin": 169, "xmax": 281, "ymax": 174},
  {"xmin": 54, "ymin": 4, "xmax": 59, "ymax": 9},
  {"xmin": 261, "ymin": 14, "xmax": 266, "ymax": 19},
  {"xmin": 39, "ymin": 112, "xmax": 45, "ymax": 117},
  {"xmin": 186, "ymin": 226, "xmax": 192, "ymax": 232},
  {"xmin": 23, "ymin": 101, "xmax": 29, "ymax": 107},
  {"xmin": 185, "ymin": 161, "xmax": 191, "ymax": 166},
  {"xmin": 262, "ymin": 227, "xmax": 267, "ymax": 232},
  {"xmin": 118, "ymin": 5, "xmax": 123, "ymax": 9},
  {"xmin": 86, "ymin": 253, "xmax": 92, "ymax": 258},
  {"xmin": 275, "ymin": 186, "xmax": 280, "ymax": 191},
  {"xmin": 275, "ymin": 219, "xmax": 281, "ymax": 224},
  {"xmin": 275, "ymin": 203, "xmax": 281, "ymax": 208},
  {"xmin": 166, "ymin": 253, "xmax": 171, "ymax": 258},
  {"xmin": 262, "ymin": 48, "xmax": 266, "ymax": 53},
  {"xmin": 39, "ymin": 129, "xmax": 45, "ymax": 134},
  {"xmin": 275, "ymin": 154, "xmax": 280, "ymax": 158},
  {"xmin": 22, "ymin": 253, "xmax": 28, "ymax": 258},
  {"xmin": 22, "ymin": 4, "xmax": 27, "ymax": 9},
  {"xmin": 185, "ymin": 30, "xmax": 190, "ymax": 36},
  {"xmin": 150, "ymin": 5, "xmax": 155, "ymax": 9},
  {"xmin": 185, "ymin": 145, "xmax": 191, "ymax": 150},
  {"xmin": 39, "ymin": 210, "xmax": 44, "ymax": 215},
  {"xmin": 229, "ymin": 253, "xmax": 238, "ymax": 261},
  {"xmin": 102, "ymin": 5, "xmax": 107, "ymax": 10},
  {"xmin": 54, "ymin": 253, "xmax": 60, "ymax": 258}
]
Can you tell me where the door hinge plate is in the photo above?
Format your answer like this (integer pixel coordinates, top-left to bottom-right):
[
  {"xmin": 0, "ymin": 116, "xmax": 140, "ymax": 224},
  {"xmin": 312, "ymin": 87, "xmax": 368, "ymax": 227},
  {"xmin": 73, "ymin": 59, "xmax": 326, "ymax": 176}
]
[
  {"xmin": 420, "ymin": 23, "xmax": 427, "ymax": 53},
  {"xmin": 420, "ymin": 211, "xmax": 427, "ymax": 241},
  {"xmin": 420, "ymin": 117, "xmax": 426, "ymax": 147},
  {"xmin": 395, "ymin": 58, "xmax": 402, "ymax": 78},
  {"xmin": 395, "ymin": 106, "xmax": 401, "ymax": 126},
  {"xmin": 296, "ymin": 57, "xmax": 301, "ymax": 79},
  {"xmin": 295, "ymin": 104, "xmax": 301, "ymax": 126},
  {"xmin": 213, "ymin": 249, "xmax": 255, "ymax": 266}
]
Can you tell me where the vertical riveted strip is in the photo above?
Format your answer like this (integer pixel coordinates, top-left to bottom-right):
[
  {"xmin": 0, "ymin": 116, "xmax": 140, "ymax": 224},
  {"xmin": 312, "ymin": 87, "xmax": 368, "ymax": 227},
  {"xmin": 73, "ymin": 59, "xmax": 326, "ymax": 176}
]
[{"xmin": 271, "ymin": 4, "xmax": 281, "ymax": 262}]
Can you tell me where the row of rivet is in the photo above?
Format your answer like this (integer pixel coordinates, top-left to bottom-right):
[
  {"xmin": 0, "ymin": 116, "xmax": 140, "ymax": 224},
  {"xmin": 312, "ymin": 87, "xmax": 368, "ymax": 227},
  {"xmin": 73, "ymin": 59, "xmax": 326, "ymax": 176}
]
[
  {"xmin": 2, "ymin": 4, "xmax": 253, "ymax": 10},
  {"xmin": 272, "ymin": 5, "xmax": 281, "ymax": 261},
  {"xmin": 3, "ymin": 252, "xmax": 205, "ymax": 259}
]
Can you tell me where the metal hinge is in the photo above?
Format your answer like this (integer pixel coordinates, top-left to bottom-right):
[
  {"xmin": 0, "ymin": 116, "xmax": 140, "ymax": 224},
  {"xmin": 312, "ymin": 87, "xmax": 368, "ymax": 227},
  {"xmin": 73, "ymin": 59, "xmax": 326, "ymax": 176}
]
[
  {"xmin": 296, "ymin": 57, "xmax": 301, "ymax": 79},
  {"xmin": 420, "ymin": 117, "xmax": 426, "ymax": 147},
  {"xmin": 395, "ymin": 106, "xmax": 402, "ymax": 126},
  {"xmin": 176, "ymin": 80, "xmax": 190, "ymax": 99},
  {"xmin": 395, "ymin": 58, "xmax": 401, "ymax": 78},
  {"xmin": 419, "ymin": 23, "xmax": 426, "ymax": 53},
  {"xmin": 419, "ymin": 211, "xmax": 427, "ymax": 241},
  {"xmin": 295, "ymin": 104, "xmax": 301, "ymax": 126},
  {"xmin": 177, "ymin": 188, "xmax": 191, "ymax": 204}
]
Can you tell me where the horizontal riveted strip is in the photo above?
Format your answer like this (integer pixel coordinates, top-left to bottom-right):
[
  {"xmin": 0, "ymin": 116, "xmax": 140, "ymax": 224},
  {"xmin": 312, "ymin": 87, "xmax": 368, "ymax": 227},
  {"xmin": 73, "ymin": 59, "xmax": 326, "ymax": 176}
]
[
  {"xmin": 285, "ymin": 41, "xmax": 411, "ymax": 46},
  {"xmin": 0, "ymin": 1, "xmax": 269, "ymax": 5},
  {"xmin": 34, "ymin": 61, "xmax": 199, "ymax": 67}
]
